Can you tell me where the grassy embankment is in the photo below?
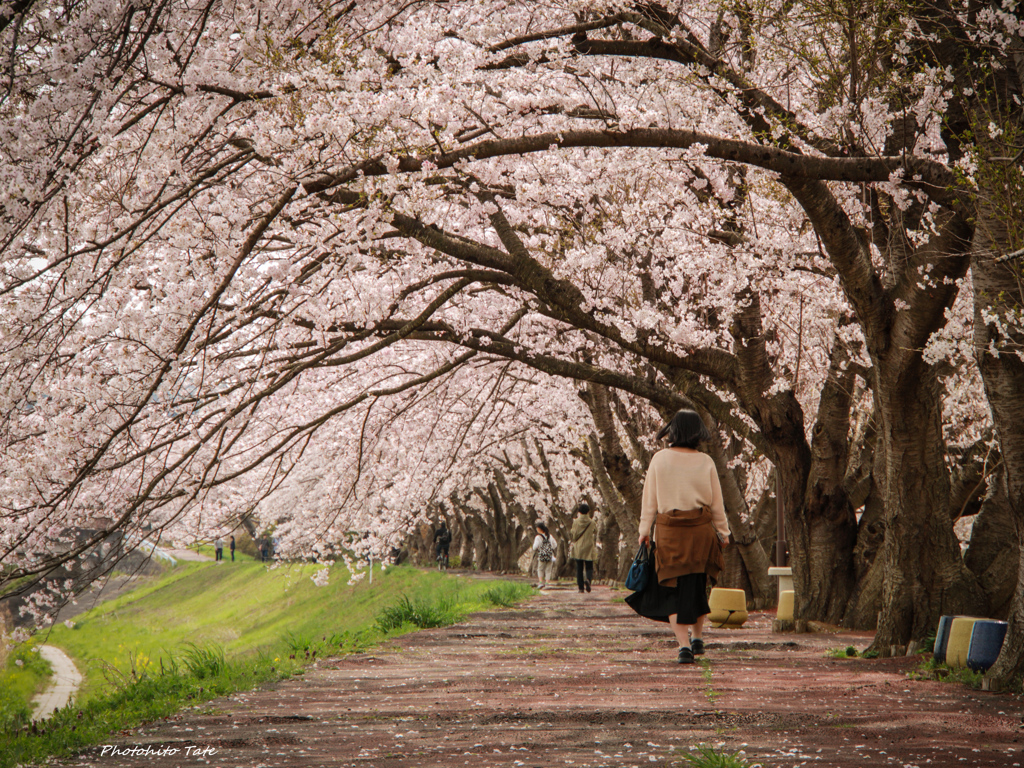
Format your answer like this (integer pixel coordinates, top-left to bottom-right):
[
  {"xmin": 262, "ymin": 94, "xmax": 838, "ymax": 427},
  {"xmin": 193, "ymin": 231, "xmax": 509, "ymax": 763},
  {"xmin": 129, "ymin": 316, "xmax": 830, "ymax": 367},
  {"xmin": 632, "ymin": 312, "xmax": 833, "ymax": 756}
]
[
  {"xmin": 0, "ymin": 644, "xmax": 52, "ymax": 731},
  {"xmin": 0, "ymin": 560, "xmax": 532, "ymax": 766}
]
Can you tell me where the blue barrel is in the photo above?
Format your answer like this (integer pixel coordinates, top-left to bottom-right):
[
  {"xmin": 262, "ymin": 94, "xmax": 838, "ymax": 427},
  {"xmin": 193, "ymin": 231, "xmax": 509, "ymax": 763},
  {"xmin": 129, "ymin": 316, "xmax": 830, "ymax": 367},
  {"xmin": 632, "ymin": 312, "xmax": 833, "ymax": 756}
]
[
  {"xmin": 934, "ymin": 615, "xmax": 958, "ymax": 664},
  {"xmin": 966, "ymin": 620, "xmax": 1008, "ymax": 673}
]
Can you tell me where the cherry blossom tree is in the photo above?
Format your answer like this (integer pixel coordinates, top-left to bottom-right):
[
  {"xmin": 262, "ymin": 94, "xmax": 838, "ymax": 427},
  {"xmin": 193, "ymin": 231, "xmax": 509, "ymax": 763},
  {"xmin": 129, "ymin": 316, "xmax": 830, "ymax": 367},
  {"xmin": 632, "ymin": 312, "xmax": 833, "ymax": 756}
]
[
  {"xmin": 305, "ymin": 0, "xmax": 1013, "ymax": 655},
  {"xmin": 243, "ymin": 357, "xmax": 602, "ymax": 575},
  {"xmin": 2, "ymin": 0, "xmax": 1021, "ymax": 677},
  {"xmin": 922, "ymin": 0, "xmax": 1024, "ymax": 688},
  {"xmin": 265, "ymin": 0, "xmax": 995, "ymax": 649}
]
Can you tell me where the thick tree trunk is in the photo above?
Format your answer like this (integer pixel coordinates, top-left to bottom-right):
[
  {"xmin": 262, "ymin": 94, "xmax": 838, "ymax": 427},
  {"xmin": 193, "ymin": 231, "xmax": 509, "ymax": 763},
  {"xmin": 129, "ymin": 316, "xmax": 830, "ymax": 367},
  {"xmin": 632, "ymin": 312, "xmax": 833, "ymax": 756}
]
[
  {"xmin": 457, "ymin": 523, "xmax": 473, "ymax": 568},
  {"xmin": 451, "ymin": 495, "xmax": 494, "ymax": 571},
  {"xmin": 721, "ymin": 543, "xmax": 752, "ymax": 596},
  {"xmin": 794, "ymin": 337, "xmax": 860, "ymax": 624},
  {"xmin": 844, "ymin": 487, "xmax": 886, "ymax": 628},
  {"xmin": 486, "ymin": 478, "xmax": 521, "ymax": 572},
  {"xmin": 583, "ymin": 434, "xmax": 626, "ymax": 578},
  {"xmin": 842, "ymin": 413, "xmax": 885, "ymax": 627},
  {"xmin": 596, "ymin": 512, "xmax": 620, "ymax": 581},
  {"xmin": 496, "ymin": 468, "xmax": 546, "ymax": 559},
  {"xmin": 725, "ymin": 287, "xmax": 872, "ymax": 623},
  {"xmin": 579, "ymin": 384, "xmax": 642, "ymax": 544},
  {"xmin": 463, "ymin": 513, "xmax": 487, "ymax": 570},
  {"xmin": 871, "ymin": 365, "xmax": 986, "ymax": 653},
  {"xmin": 407, "ymin": 522, "xmax": 434, "ymax": 566},
  {"xmin": 752, "ymin": 484, "xmax": 777, "ymax": 549},
  {"xmin": 970, "ymin": 144, "xmax": 1024, "ymax": 686},
  {"xmin": 704, "ymin": 419, "xmax": 774, "ymax": 607},
  {"xmin": 785, "ymin": 174, "xmax": 978, "ymax": 645},
  {"xmin": 616, "ymin": 540, "xmax": 633, "ymax": 581},
  {"xmin": 725, "ymin": 287, "xmax": 835, "ymax": 619},
  {"xmin": 844, "ymin": 555, "xmax": 885, "ymax": 630},
  {"xmin": 964, "ymin": 476, "xmax": 1019, "ymax": 619}
]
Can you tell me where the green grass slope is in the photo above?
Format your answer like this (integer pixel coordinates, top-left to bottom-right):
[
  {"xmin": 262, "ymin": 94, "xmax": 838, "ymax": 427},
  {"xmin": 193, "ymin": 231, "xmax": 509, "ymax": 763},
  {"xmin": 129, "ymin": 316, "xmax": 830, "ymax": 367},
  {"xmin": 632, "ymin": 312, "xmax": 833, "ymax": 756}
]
[
  {"xmin": 1, "ymin": 562, "xmax": 532, "ymax": 766},
  {"xmin": 41, "ymin": 561, "xmax": 526, "ymax": 702},
  {"xmin": 0, "ymin": 643, "xmax": 52, "ymax": 731}
]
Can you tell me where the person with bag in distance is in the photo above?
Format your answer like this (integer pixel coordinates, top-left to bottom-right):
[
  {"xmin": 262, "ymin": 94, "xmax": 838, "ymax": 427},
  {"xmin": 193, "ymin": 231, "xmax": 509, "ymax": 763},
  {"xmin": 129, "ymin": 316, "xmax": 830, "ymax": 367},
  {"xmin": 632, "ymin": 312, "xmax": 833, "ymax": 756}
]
[
  {"xmin": 625, "ymin": 410, "xmax": 731, "ymax": 664},
  {"xmin": 532, "ymin": 523, "xmax": 557, "ymax": 590},
  {"xmin": 570, "ymin": 502, "xmax": 597, "ymax": 593}
]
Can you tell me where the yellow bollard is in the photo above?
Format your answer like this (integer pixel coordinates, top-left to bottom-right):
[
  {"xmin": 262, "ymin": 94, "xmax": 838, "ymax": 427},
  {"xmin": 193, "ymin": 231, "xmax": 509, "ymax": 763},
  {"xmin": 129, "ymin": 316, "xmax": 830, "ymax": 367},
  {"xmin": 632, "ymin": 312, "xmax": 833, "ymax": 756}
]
[
  {"xmin": 708, "ymin": 588, "xmax": 748, "ymax": 627},
  {"xmin": 777, "ymin": 590, "xmax": 795, "ymax": 621},
  {"xmin": 945, "ymin": 617, "xmax": 979, "ymax": 669}
]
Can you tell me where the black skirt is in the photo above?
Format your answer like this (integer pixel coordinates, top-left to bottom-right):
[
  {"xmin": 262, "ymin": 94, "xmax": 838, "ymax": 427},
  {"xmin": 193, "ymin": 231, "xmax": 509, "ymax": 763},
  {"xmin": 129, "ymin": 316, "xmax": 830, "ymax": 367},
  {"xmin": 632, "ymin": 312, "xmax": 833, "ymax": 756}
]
[{"xmin": 624, "ymin": 572, "xmax": 710, "ymax": 624}]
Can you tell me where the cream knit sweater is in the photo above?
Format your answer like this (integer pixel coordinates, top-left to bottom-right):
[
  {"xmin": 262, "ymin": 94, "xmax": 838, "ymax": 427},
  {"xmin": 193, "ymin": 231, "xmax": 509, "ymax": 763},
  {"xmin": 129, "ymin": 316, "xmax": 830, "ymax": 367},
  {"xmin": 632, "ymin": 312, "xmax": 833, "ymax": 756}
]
[{"xmin": 639, "ymin": 448, "xmax": 730, "ymax": 539}]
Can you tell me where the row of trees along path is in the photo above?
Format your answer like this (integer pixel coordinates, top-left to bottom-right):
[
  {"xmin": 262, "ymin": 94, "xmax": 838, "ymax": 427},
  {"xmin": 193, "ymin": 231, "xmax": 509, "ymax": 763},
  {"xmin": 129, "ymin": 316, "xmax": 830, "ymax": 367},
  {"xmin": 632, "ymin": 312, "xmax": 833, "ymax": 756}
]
[{"xmin": 3, "ymin": 0, "xmax": 1024, "ymax": 687}]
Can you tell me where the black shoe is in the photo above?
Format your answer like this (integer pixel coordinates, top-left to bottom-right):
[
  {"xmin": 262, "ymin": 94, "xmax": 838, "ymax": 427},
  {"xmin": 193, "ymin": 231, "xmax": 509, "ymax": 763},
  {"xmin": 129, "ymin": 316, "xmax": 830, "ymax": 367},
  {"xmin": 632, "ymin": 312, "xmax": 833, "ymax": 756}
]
[
  {"xmin": 585, "ymin": 581, "xmax": 592, "ymax": 593},
  {"xmin": 691, "ymin": 638, "xmax": 705, "ymax": 655},
  {"xmin": 579, "ymin": 587, "xmax": 585, "ymax": 593},
  {"xmin": 677, "ymin": 646, "xmax": 695, "ymax": 664}
]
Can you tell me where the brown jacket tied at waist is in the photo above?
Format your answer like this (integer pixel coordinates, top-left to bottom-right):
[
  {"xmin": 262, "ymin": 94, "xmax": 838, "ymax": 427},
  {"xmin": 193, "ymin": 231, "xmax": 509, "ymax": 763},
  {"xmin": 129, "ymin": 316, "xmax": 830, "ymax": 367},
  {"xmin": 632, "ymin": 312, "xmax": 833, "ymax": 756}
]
[{"xmin": 654, "ymin": 507, "xmax": 724, "ymax": 588}]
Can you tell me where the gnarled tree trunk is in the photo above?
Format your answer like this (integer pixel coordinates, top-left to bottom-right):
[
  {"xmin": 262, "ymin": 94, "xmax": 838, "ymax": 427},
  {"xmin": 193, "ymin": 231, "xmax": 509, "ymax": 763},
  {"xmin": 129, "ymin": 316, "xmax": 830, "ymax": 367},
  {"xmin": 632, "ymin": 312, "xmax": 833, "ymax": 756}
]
[
  {"xmin": 704, "ymin": 417, "xmax": 774, "ymax": 608},
  {"xmin": 579, "ymin": 383, "xmax": 642, "ymax": 545},
  {"xmin": 970, "ymin": 114, "xmax": 1024, "ymax": 686},
  {"xmin": 795, "ymin": 335, "xmax": 861, "ymax": 624},
  {"xmin": 964, "ymin": 474, "xmax": 1019, "ymax": 620},
  {"xmin": 872, "ymin": 364, "xmax": 986, "ymax": 651}
]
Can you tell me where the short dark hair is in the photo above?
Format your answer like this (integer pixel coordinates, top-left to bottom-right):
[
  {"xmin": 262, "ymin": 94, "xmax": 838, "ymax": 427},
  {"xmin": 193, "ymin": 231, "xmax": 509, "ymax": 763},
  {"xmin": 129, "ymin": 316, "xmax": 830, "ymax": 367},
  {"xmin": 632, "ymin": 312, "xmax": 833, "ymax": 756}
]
[
  {"xmin": 656, "ymin": 409, "xmax": 711, "ymax": 448},
  {"xmin": 577, "ymin": 502, "xmax": 590, "ymax": 515},
  {"xmin": 536, "ymin": 522, "xmax": 550, "ymax": 535}
]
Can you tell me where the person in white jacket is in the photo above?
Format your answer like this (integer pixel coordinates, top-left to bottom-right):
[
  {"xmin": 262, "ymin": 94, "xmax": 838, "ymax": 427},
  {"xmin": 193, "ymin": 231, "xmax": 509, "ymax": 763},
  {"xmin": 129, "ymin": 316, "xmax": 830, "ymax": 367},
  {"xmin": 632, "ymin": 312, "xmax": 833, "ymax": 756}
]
[
  {"xmin": 532, "ymin": 523, "xmax": 557, "ymax": 589},
  {"xmin": 627, "ymin": 409, "xmax": 732, "ymax": 665}
]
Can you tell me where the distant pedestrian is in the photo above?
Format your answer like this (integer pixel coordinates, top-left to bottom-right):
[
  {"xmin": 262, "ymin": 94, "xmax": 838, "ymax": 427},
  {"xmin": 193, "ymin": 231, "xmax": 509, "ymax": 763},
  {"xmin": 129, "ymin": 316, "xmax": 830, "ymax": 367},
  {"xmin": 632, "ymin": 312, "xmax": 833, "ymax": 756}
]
[
  {"xmin": 626, "ymin": 409, "xmax": 731, "ymax": 665},
  {"xmin": 214, "ymin": 537, "xmax": 224, "ymax": 561},
  {"xmin": 229, "ymin": 535, "xmax": 236, "ymax": 562},
  {"xmin": 532, "ymin": 523, "xmax": 557, "ymax": 590},
  {"xmin": 570, "ymin": 502, "xmax": 597, "ymax": 593},
  {"xmin": 433, "ymin": 522, "xmax": 451, "ymax": 568},
  {"xmin": 261, "ymin": 539, "xmax": 270, "ymax": 562}
]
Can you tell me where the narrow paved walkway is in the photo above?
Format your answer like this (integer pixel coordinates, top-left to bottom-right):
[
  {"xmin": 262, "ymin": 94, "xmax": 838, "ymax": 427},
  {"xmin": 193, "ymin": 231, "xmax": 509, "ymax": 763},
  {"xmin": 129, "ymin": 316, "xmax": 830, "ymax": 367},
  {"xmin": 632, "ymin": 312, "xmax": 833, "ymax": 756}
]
[
  {"xmin": 161, "ymin": 547, "xmax": 211, "ymax": 562},
  {"xmin": 68, "ymin": 585, "xmax": 1023, "ymax": 767},
  {"xmin": 33, "ymin": 645, "xmax": 82, "ymax": 721}
]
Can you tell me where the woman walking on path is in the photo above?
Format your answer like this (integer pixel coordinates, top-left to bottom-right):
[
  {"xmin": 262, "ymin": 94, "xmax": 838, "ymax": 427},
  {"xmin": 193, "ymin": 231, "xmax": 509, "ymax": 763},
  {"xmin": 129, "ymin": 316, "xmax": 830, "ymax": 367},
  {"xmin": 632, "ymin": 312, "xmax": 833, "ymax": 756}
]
[
  {"xmin": 626, "ymin": 410, "xmax": 731, "ymax": 664},
  {"xmin": 569, "ymin": 503, "xmax": 597, "ymax": 593},
  {"xmin": 532, "ymin": 523, "xmax": 557, "ymax": 590}
]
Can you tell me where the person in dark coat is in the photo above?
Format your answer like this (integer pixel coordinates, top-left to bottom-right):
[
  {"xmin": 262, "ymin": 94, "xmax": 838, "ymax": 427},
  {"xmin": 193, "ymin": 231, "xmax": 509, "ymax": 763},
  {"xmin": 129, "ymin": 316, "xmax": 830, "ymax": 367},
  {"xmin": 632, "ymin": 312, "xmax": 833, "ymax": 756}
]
[{"xmin": 433, "ymin": 523, "xmax": 451, "ymax": 568}]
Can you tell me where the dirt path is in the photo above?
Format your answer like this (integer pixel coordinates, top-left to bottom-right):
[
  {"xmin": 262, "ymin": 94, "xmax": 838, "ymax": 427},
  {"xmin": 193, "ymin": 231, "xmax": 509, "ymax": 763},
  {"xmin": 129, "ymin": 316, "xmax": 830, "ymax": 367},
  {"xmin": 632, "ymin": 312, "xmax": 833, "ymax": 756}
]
[
  {"xmin": 33, "ymin": 645, "xmax": 82, "ymax": 721},
  {"xmin": 159, "ymin": 547, "xmax": 212, "ymax": 562},
  {"xmin": 71, "ymin": 583, "xmax": 1024, "ymax": 767}
]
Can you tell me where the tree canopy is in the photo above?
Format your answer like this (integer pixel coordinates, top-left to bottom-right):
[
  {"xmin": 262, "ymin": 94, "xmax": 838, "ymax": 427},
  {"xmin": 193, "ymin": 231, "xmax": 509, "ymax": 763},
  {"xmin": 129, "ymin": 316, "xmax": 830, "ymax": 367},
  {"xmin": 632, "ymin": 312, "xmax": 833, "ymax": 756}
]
[{"xmin": 1, "ymin": 0, "xmax": 1022, "ymax": 683}]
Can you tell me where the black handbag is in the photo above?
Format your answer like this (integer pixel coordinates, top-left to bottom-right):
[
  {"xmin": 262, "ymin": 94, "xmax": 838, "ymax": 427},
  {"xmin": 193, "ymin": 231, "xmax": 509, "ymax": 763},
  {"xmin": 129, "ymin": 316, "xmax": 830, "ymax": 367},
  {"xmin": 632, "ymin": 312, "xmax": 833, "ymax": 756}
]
[{"xmin": 625, "ymin": 543, "xmax": 652, "ymax": 592}]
